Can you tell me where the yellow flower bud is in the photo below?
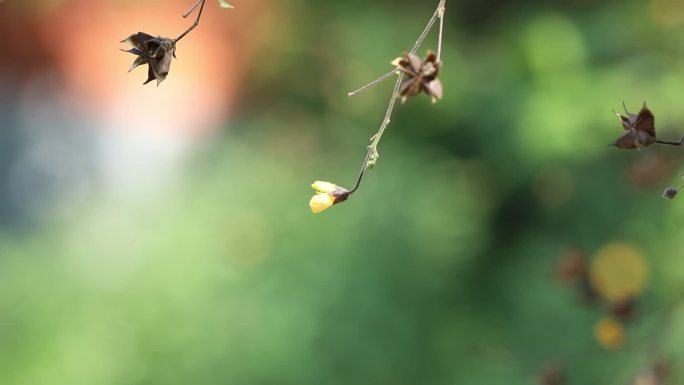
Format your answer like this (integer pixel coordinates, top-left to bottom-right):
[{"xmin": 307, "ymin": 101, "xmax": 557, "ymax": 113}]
[
  {"xmin": 309, "ymin": 193, "xmax": 336, "ymax": 214},
  {"xmin": 311, "ymin": 181, "xmax": 339, "ymax": 194},
  {"xmin": 308, "ymin": 181, "xmax": 351, "ymax": 214}
]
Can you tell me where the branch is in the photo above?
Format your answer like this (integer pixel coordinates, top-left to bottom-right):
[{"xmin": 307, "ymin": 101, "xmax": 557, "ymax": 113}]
[
  {"xmin": 308, "ymin": 0, "xmax": 446, "ymax": 212},
  {"xmin": 366, "ymin": 0, "xmax": 446, "ymax": 166},
  {"xmin": 656, "ymin": 136, "xmax": 684, "ymax": 146},
  {"xmin": 175, "ymin": 0, "xmax": 206, "ymax": 43},
  {"xmin": 347, "ymin": 0, "xmax": 447, "ymax": 98}
]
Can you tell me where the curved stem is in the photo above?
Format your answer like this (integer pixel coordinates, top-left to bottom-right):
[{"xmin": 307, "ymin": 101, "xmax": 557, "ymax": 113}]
[{"xmin": 349, "ymin": 148, "xmax": 373, "ymax": 194}]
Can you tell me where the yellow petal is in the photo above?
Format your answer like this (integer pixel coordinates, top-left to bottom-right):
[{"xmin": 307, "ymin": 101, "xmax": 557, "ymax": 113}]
[
  {"xmin": 311, "ymin": 181, "xmax": 338, "ymax": 194},
  {"xmin": 309, "ymin": 193, "xmax": 336, "ymax": 214},
  {"xmin": 594, "ymin": 317, "xmax": 625, "ymax": 350}
]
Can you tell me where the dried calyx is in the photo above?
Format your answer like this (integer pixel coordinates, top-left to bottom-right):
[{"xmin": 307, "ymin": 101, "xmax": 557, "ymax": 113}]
[
  {"xmin": 121, "ymin": 33, "xmax": 176, "ymax": 86},
  {"xmin": 120, "ymin": 0, "xmax": 229, "ymax": 86},
  {"xmin": 392, "ymin": 51, "xmax": 443, "ymax": 103},
  {"xmin": 611, "ymin": 103, "xmax": 684, "ymax": 200},
  {"xmin": 612, "ymin": 102, "xmax": 684, "ymax": 149},
  {"xmin": 612, "ymin": 103, "xmax": 656, "ymax": 150}
]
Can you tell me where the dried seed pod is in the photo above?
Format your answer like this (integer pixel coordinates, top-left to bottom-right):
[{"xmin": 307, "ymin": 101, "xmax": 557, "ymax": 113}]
[
  {"xmin": 612, "ymin": 103, "xmax": 656, "ymax": 150},
  {"xmin": 121, "ymin": 32, "xmax": 177, "ymax": 86},
  {"xmin": 392, "ymin": 51, "xmax": 443, "ymax": 103}
]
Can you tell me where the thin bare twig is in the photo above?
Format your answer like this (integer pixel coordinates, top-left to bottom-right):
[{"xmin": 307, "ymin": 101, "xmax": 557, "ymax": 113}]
[
  {"xmin": 367, "ymin": 73, "xmax": 405, "ymax": 162},
  {"xmin": 175, "ymin": 0, "xmax": 206, "ymax": 42},
  {"xmin": 182, "ymin": 0, "xmax": 204, "ymax": 18},
  {"xmin": 366, "ymin": 0, "xmax": 446, "ymax": 164},
  {"xmin": 347, "ymin": 0, "xmax": 446, "ymax": 98},
  {"xmin": 329, "ymin": 0, "xmax": 446, "ymax": 200},
  {"xmin": 409, "ymin": 0, "xmax": 446, "ymax": 56},
  {"xmin": 437, "ymin": 2, "xmax": 445, "ymax": 62},
  {"xmin": 348, "ymin": 69, "xmax": 398, "ymax": 97},
  {"xmin": 656, "ymin": 136, "xmax": 684, "ymax": 146}
]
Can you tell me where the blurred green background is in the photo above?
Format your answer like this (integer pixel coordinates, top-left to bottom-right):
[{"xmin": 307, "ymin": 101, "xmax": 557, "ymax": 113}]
[{"xmin": 2, "ymin": 0, "xmax": 684, "ymax": 384}]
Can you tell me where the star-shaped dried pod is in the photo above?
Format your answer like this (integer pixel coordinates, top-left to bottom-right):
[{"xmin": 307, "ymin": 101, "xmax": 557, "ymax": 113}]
[
  {"xmin": 121, "ymin": 32, "xmax": 177, "ymax": 86},
  {"xmin": 391, "ymin": 51, "xmax": 443, "ymax": 103},
  {"xmin": 612, "ymin": 103, "xmax": 656, "ymax": 150}
]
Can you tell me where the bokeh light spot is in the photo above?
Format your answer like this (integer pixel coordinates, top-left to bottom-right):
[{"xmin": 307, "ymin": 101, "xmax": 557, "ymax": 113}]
[{"xmin": 590, "ymin": 243, "xmax": 648, "ymax": 303}]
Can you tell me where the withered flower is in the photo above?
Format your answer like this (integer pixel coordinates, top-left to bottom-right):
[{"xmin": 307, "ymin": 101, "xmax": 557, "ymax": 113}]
[
  {"xmin": 612, "ymin": 103, "xmax": 656, "ymax": 150},
  {"xmin": 392, "ymin": 51, "xmax": 443, "ymax": 103},
  {"xmin": 121, "ymin": 32, "xmax": 177, "ymax": 86}
]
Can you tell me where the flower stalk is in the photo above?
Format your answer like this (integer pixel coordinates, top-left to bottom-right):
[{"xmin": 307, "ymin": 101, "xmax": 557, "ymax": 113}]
[
  {"xmin": 309, "ymin": 0, "xmax": 446, "ymax": 213},
  {"xmin": 358, "ymin": 0, "xmax": 446, "ymax": 174}
]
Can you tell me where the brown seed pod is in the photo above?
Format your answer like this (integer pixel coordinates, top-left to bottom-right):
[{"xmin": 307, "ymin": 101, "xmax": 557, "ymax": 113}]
[
  {"xmin": 121, "ymin": 32, "xmax": 177, "ymax": 86},
  {"xmin": 392, "ymin": 51, "xmax": 443, "ymax": 103},
  {"xmin": 612, "ymin": 103, "xmax": 656, "ymax": 150}
]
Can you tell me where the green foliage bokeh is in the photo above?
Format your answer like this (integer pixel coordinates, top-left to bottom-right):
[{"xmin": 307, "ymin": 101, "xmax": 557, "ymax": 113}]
[{"xmin": 3, "ymin": 0, "xmax": 684, "ymax": 384}]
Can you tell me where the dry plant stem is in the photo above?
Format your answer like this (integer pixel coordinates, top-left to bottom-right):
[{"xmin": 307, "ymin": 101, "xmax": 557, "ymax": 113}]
[
  {"xmin": 349, "ymin": 148, "xmax": 373, "ymax": 194},
  {"xmin": 348, "ymin": 69, "xmax": 398, "ymax": 97},
  {"xmin": 182, "ymin": 0, "xmax": 204, "ymax": 17},
  {"xmin": 367, "ymin": 0, "xmax": 446, "ymax": 162},
  {"xmin": 656, "ymin": 136, "xmax": 684, "ymax": 146},
  {"xmin": 347, "ymin": 0, "xmax": 446, "ymax": 98},
  {"xmin": 175, "ymin": 0, "xmax": 206, "ymax": 42},
  {"xmin": 339, "ymin": 0, "xmax": 446, "ymax": 194},
  {"xmin": 437, "ymin": 2, "xmax": 445, "ymax": 62},
  {"xmin": 368, "ymin": 74, "xmax": 405, "ymax": 161}
]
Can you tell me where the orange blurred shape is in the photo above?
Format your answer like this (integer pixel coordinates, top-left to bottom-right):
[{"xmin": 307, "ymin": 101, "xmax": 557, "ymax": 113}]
[
  {"xmin": 594, "ymin": 317, "xmax": 625, "ymax": 350},
  {"xmin": 36, "ymin": 0, "xmax": 251, "ymax": 135}
]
